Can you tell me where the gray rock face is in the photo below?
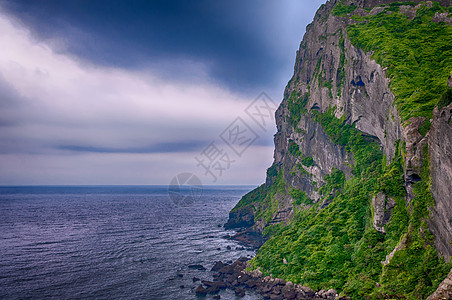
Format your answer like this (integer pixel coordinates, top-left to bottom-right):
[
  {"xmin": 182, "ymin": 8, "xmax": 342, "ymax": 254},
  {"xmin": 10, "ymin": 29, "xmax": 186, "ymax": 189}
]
[
  {"xmin": 224, "ymin": 206, "xmax": 254, "ymax": 229},
  {"xmin": 432, "ymin": 12, "xmax": 452, "ymax": 24},
  {"xmin": 428, "ymin": 102, "xmax": 452, "ymax": 261},
  {"xmin": 267, "ymin": 0, "xmax": 404, "ymax": 225},
  {"xmin": 403, "ymin": 117, "xmax": 429, "ymax": 203},
  {"xmin": 274, "ymin": 112, "xmax": 353, "ymax": 204},
  {"xmin": 372, "ymin": 192, "xmax": 396, "ymax": 233},
  {"xmin": 290, "ymin": 0, "xmax": 403, "ymax": 162}
]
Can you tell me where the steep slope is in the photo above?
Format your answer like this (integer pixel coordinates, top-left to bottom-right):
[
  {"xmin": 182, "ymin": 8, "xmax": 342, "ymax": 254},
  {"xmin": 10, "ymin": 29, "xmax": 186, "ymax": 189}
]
[{"xmin": 226, "ymin": 0, "xmax": 452, "ymax": 298}]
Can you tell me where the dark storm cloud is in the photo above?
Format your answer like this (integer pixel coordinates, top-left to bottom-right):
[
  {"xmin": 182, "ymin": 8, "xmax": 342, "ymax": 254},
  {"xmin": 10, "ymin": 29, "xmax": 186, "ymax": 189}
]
[
  {"xmin": 57, "ymin": 140, "xmax": 209, "ymax": 154},
  {"xmin": 0, "ymin": 0, "xmax": 324, "ymax": 94}
]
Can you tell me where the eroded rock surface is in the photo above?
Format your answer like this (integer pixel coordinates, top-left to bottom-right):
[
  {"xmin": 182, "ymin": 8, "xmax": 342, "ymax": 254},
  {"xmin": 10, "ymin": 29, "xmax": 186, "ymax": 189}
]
[{"xmin": 428, "ymin": 101, "xmax": 452, "ymax": 261}]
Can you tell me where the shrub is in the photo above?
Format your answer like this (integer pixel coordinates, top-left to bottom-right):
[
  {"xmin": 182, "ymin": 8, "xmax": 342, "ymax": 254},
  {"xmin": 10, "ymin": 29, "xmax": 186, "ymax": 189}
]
[
  {"xmin": 289, "ymin": 188, "xmax": 313, "ymax": 205},
  {"xmin": 301, "ymin": 156, "xmax": 315, "ymax": 167},
  {"xmin": 288, "ymin": 139, "xmax": 302, "ymax": 157},
  {"xmin": 332, "ymin": 0, "xmax": 356, "ymax": 17}
]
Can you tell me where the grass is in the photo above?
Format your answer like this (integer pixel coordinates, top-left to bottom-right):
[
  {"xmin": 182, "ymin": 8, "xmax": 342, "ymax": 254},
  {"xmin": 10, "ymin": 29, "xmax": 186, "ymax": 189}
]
[
  {"xmin": 438, "ymin": 86, "xmax": 452, "ymax": 109},
  {"xmin": 289, "ymin": 188, "xmax": 313, "ymax": 206},
  {"xmin": 301, "ymin": 156, "xmax": 315, "ymax": 167},
  {"xmin": 231, "ymin": 184, "xmax": 266, "ymax": 212},
  {"xmin": 287, "ymin": 91, "xmax": 310, "ymax": 129},
  {"xmin": 288, "ymin": 139, "xmax": 301, "ymax": 157},
  {"xmin": 331, "ymin": 0, "xmax": 356, "ymax": 17},
  {"xmin": 346, "ymin": 2, "xmax": 452, "ymax": 122}
]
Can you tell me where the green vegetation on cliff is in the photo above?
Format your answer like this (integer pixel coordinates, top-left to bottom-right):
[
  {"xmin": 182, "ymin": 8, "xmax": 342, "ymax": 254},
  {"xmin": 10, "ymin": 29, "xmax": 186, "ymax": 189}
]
[
  {"xmin": 288, "ymin": 91, "xmax": 309, "ymax": 128},
  {"xmin": 232, "ymin": 168, "xmax": 287, "ymax": 226},
  {"xmin": 289, "ymin": 188, "xmax": 313, "ymax": 206},
  {"xmin": 438, "ymin": 86, "xmax": 452, "ymax": 108},
  {"xmin": 254, "ymin": 169, "xmax": 287, "ymax": 224},
  {"xmin": 331, "ymin": 1, "xmax": 356, "ymax": 17},
  {"xmin": 230, "ymin": 1, "xmax": 452, "ymax": 299},
  {"xmin": 250, "ymin": 110, "xmax": 451, "ymax": 299},
  {"xmin": 345, "ymin": 1, "xmax": 452, "ymax": 122},
  {"xmin": 380, "ymin": 144, "xmax": 450, "ymax": 298},
  {"xmin": 231, "ymin": 184, "xmax": 266, "ymax": 212}
]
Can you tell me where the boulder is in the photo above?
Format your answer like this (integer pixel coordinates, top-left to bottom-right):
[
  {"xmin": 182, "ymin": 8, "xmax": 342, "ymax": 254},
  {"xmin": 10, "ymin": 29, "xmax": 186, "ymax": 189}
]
[
  {"xmin": 201, "ymin": 280, "xmax": 227, "ymax": 289},
  {"xmin": 249, "ymin": 268, "xmax": 263, "ymax": 278},
  {"xmin": 269, "ymin": 294, "xmax": 283, "ymax": 300},
  {"xmin": 188, "ymin": 264, "xmax": 206, "ymax": 271},
  {"xmin": 237, "ymin": 274, "xmax": 250, "ymax": 284},
  {"xmin": 282, "ymin": 285, "xmax": 297, "ymax": 299},
  {"xmin": 274, "ymin": 278, "xmax": 286, "ymax": 286},
  {"xmin": 218, "ymin": 264, "xmax": 234, "ymax": 275},
  {"xmin": 245, "ymin": 279, "xmax": 257, "ymax": 288},
  {"xmin": 235, "ymin": 287, "xmax": 246, "ymax": 297},
  {"xmin": 195, "ymin": 285, "xmax": 207, "ymax": 296},
  {"xmin": 298, "ymin": 285, "xmax": 315, "ymax": 297},
  {"xmin": 206, "ymin": 285, "xmax": 219, "ymax": 294},
  {"xmin": 325, "ymin": 288, "xmax": 338, "ymax": 299},
  {"xmin": 224, "ymin": 205, "xmax": 255, "ymax": 229},
  {"xmin": 211, "ymin": 261, "xmax": 225, "ymax": 272}
]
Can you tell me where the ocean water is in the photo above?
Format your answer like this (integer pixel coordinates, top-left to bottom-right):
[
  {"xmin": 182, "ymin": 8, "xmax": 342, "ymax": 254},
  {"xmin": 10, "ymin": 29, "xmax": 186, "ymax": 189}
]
[{"xmin": 0, "ymin": 186, "xmax": 262, "ymax": 299}]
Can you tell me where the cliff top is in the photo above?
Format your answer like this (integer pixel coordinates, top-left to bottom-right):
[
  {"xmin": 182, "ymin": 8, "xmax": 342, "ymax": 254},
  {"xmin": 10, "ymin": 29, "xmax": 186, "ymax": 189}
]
[{"xmin": 344, "ymin": 0, "xmax": 451, "ymax": 8}]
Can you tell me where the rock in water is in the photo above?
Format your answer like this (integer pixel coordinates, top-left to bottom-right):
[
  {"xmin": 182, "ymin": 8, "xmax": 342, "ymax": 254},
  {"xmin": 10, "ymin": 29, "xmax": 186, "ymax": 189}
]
[
  {"xmin": 188, "ymin": 264, "xmax": 206, "ymax": 271},
  {"xmin": 195, "ymin": 285, "xmax": 207, "ymax": 296},
  {"xmin": 234, "ymin": 287, "xmax": 245, "ymax": 297},
  {"xmin": 210, "ymin": 261, "xmax": 224, "ymax": 272}
]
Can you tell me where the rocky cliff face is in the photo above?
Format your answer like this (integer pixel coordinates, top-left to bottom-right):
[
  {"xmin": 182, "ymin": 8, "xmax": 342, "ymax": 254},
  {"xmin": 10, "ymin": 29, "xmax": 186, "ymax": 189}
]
[
  {"xmin": 428, "ymin": 86, "xmax": 452, "ymax": 261},
  {"xmin": 227, "ymin": 0, "xmax": 452, "ymax": 297},
  {"xmin": 227, "ymin": 0, "xmax": 401, "ymax": 233}
]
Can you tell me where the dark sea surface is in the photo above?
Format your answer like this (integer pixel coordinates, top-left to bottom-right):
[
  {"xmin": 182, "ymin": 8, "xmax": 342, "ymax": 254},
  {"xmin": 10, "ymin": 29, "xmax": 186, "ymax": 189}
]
[{"xmin": 0, "ymin": 186, "xmax": 262, "ymax": 299}]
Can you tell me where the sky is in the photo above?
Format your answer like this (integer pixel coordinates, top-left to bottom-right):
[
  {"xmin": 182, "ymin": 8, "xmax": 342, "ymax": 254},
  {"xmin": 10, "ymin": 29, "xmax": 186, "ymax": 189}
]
[{"xmin": 0, "ymin": 0, "xmax": 325, "ymax": 185}]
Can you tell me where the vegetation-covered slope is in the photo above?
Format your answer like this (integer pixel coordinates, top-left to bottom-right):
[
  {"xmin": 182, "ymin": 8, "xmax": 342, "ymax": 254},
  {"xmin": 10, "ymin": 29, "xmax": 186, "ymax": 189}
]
[
  {"xmin": 229, "ymin": 1, "xmax": 452, "ymax": 299},
  {"xmin": 345, "ymin": 1, "xmax": 452, "ymax": 124},
  {"xmin": 251, "ymin": 109, "xmax": 450, "ymax": 299}
]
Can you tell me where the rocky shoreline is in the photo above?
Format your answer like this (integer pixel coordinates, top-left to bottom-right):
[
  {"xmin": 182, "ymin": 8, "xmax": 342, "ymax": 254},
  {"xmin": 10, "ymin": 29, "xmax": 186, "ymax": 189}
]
[{"xmin": 193, "ymin": 257, "xmax": 348, "ymax": 300}]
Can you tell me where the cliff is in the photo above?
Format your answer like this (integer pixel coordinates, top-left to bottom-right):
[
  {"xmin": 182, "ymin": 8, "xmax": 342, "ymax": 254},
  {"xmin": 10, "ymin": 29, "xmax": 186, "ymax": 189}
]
[{"xmin": 226, "ymin": 0, "xmax": 452, "ymax": 298}]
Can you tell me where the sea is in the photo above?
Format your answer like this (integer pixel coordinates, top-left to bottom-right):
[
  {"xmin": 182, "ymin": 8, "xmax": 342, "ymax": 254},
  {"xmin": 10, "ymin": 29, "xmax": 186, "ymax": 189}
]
[{"xmin": 0, "ymin": 185, "xmax": 263, "ymax": 300}]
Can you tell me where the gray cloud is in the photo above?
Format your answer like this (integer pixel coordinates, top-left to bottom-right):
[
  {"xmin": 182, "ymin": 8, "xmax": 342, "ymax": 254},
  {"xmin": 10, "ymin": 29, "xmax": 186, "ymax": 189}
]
[
  {"xmin": 0, "ymin": 0, "xmax": 326, "ymax": 98},
  {"xmin": 0, "ymin": 2, "xmax": 324, "ymax": 185}
]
